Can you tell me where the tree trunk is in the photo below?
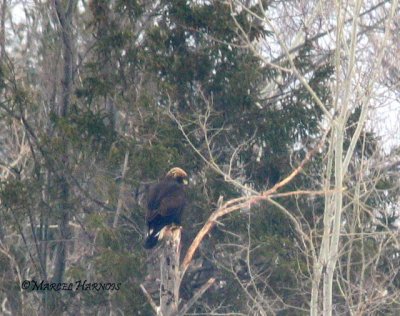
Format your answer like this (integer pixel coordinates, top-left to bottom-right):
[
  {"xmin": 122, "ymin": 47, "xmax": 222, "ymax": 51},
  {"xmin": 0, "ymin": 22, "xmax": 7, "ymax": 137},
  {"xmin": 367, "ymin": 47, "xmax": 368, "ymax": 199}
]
[
  {"xmin": 0, "ymin": 0, "xmax": 6, "ymax": 59},
  {"xmin": 159, "ymin": 227, "xmax": 182, "ymax": 316},
  {"xmin": 46, "ymin": 1, "xmax": 76, "ymax": 314},
  {"xmin": 141, "ymin": 225, "xmax": 215, "ymax": 315}
]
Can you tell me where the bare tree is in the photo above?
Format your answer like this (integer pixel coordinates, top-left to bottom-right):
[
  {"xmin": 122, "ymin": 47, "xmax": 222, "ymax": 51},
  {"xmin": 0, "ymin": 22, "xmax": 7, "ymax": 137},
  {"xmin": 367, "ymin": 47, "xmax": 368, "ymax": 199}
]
[
  {"xmin": 140, "ymin": 1, "xmax": 400, "ymax": 315},
  {"xmin": 227, "ymin": 1, "xmax": 400, "ymax": 315}
]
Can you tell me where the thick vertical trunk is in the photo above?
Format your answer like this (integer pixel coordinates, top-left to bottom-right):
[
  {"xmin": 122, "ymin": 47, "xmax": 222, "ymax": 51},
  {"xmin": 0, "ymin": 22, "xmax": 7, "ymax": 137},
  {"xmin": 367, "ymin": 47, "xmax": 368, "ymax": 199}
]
[
  {"xmin": 55, "ymin": 0, "xmax": 75, "ymax": 117},
  {"xmin": 52, "ymin": 177, "xmax": 71, "ymax": 284},
  {"xmin": 0, "ymin": 0, "xmax": 6, "ymax": 59},
  {"xmin": 323, "ymin": 126, "xmax": 344, "ymax": 315},
  {"xmin": 46, "ymin": 1, "xmax": 76, "ymax": 313},
  {"xmin": 311, "ymin": 137, "xmax": 335, "ymax": 315},
  {"xmin": 52, "ymin": 0, "xmax": 75, "ymax": 283},
  {"xmin": 160, "ymin": 227, "xmax": 182, "ymax": 316},
  {"xmin": 141, "ymin": 225, "xmax": 216, "ymax": 315}
]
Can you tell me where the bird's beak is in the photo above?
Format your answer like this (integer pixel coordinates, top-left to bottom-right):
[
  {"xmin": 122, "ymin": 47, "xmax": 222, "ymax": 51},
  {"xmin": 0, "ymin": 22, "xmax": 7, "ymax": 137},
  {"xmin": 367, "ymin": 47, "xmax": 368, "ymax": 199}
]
[{"xmin": 183, "ymin": 178, "xmax": 189, "ymax": 185}]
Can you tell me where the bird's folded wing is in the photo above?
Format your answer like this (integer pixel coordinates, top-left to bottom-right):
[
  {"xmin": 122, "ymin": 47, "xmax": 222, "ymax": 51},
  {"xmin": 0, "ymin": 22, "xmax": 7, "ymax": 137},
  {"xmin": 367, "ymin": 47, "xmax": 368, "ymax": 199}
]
[
  {"xmin": 146, "ymin": 182, "xmax": 185, "ymax": 220},
  {"xmin": 158, "ymin": 191, "xmax": 186, "ymax": 217}
]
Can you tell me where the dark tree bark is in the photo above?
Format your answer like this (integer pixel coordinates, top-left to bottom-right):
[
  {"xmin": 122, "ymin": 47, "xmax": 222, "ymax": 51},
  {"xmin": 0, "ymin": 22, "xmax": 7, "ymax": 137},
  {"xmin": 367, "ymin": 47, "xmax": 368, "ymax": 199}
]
[
  {"xmin": 54, "ymin": 0, "xmax": 75, "ymax": 117},
  {"xmin": 45, "ymin": 0, "xmax": 76, "ymax": 314}
]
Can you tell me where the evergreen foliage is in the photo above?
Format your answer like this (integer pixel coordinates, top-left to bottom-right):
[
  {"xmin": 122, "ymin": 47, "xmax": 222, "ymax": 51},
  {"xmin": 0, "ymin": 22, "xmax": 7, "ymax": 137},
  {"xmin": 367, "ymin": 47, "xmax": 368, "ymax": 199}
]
[{"xmin": 0, "ymin": 0, "xmax": 398, "ymax": 315}]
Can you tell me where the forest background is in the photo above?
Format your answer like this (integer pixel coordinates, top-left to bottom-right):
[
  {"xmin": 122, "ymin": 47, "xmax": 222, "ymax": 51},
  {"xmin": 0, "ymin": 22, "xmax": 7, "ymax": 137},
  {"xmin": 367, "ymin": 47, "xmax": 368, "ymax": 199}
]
[{"xmin": 0, "ymin": 0, "xmax": 400, "ymax": 315}]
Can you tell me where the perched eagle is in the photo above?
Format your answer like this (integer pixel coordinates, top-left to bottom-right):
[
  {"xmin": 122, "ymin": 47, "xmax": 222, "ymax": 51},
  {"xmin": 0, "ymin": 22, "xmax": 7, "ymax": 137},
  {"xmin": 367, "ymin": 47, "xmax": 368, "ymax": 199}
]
[{"xmin": 144, "ymin": 167, "xmax": 188, "ymax": 249}]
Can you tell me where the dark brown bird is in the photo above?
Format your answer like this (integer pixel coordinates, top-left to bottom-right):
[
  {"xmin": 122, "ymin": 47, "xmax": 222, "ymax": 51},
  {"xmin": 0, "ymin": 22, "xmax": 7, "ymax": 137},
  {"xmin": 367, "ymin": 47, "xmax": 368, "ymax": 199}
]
[{"xmin": 144, "ymin": 167, "xmax": 188, "ymax": 249}]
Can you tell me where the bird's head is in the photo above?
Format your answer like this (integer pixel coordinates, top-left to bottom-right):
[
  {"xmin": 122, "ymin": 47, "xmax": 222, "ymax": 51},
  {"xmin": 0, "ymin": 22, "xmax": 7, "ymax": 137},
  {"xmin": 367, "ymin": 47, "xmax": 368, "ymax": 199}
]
[{"xmin": 166, "ymin": 167, "xmax": 188, "ymax": 185}]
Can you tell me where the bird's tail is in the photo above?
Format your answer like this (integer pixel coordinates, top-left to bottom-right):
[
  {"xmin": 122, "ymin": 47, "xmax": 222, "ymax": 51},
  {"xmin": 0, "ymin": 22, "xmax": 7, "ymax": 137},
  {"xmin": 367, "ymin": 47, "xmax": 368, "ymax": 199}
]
[{"xmin": 143, "ymin": 229, "xmax": 160, "ymax": 249}]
